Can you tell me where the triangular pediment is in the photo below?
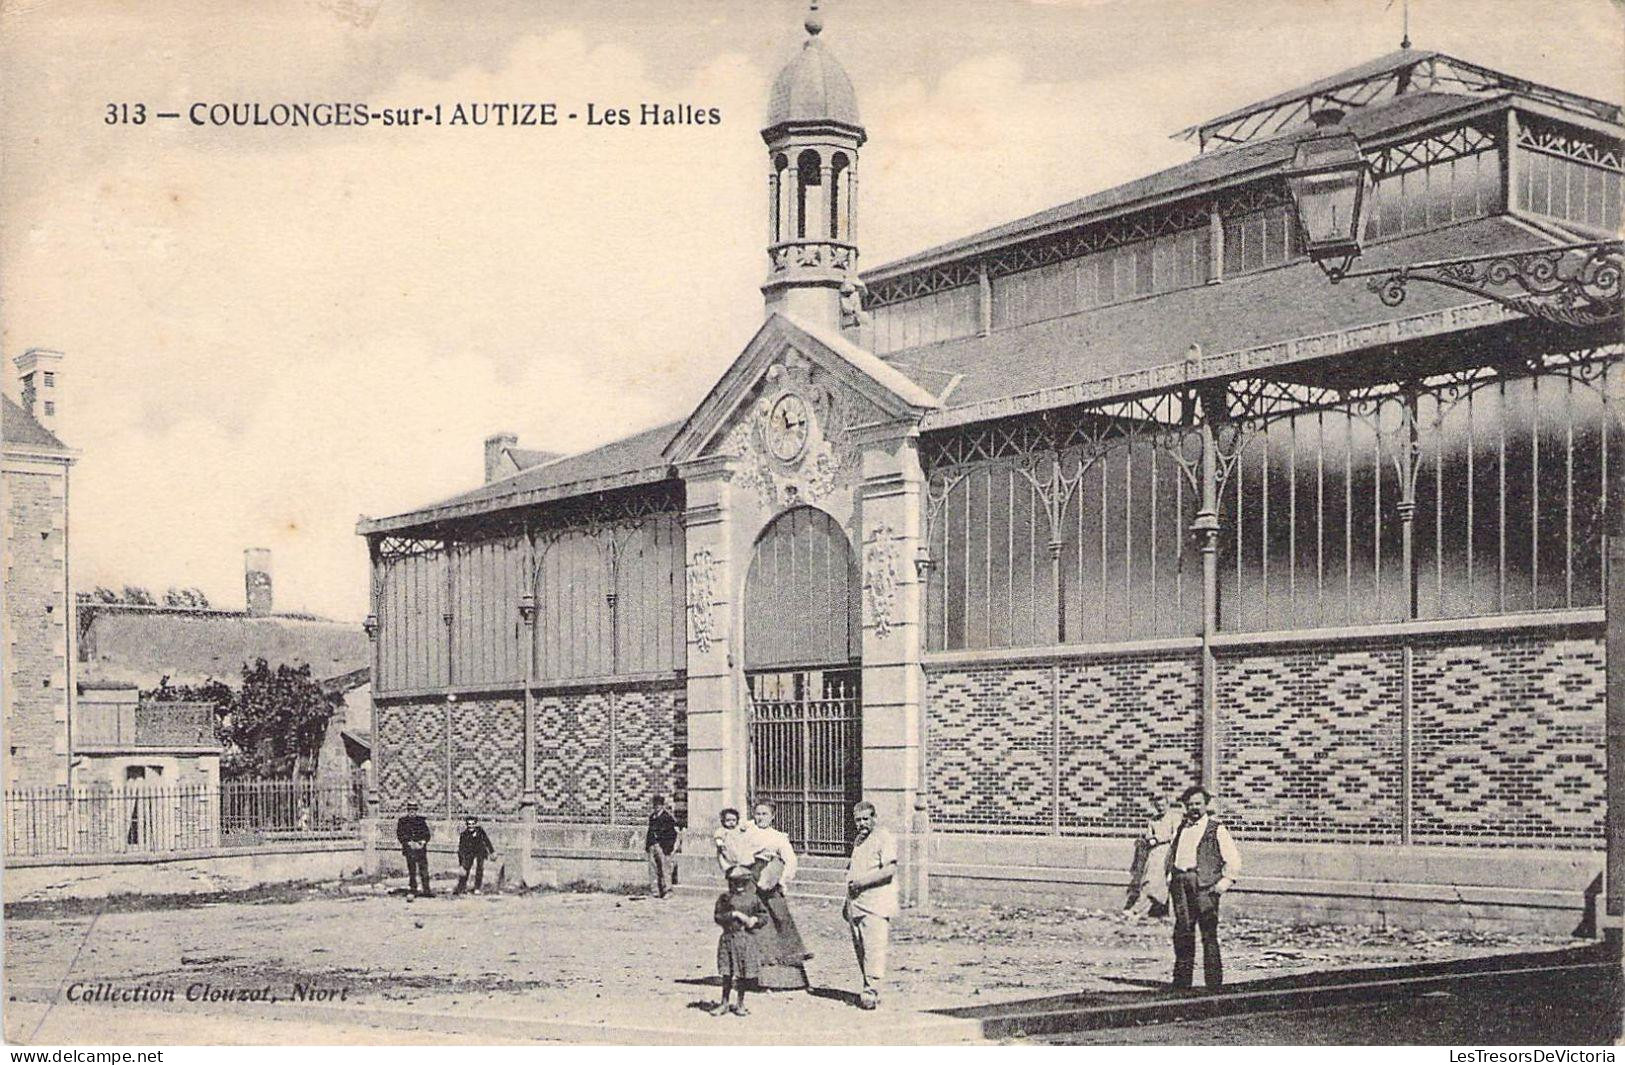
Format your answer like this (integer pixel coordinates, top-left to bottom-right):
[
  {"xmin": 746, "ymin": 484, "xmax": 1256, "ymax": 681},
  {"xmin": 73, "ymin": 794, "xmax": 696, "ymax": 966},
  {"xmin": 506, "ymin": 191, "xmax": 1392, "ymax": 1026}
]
[{"xmin": 662, "ymin": 312, "xmax": 940, "ymax": 466}]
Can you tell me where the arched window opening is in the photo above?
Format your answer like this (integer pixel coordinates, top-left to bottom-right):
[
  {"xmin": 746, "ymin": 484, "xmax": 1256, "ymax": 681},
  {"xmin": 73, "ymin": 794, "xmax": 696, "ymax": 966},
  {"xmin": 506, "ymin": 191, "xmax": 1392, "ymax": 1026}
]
[
  {"xmin": 796, "ymin": 149, "xmax": 823, "ymax": 240},
  {"xmin": 829, "ymin": 153, "xmax": 850, "ymax": 241},
  {"xmin": 772, "ymin": 153, "xmax": 791, "ymax": 244}
]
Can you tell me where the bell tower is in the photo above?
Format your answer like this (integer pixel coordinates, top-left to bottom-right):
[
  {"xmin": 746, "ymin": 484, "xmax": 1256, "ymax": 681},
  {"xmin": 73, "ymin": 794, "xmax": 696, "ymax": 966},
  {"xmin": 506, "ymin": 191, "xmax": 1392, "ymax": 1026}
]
[{"xmin": 761, "ymin": 1, "xmax": 866, "ymax": 331}]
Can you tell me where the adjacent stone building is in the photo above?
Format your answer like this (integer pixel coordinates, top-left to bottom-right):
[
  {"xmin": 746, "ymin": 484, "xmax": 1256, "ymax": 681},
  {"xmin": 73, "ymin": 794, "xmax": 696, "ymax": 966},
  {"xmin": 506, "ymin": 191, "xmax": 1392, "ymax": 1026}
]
[
  {"xmin": 2, "ymin": 350, "xmax": 75, "ymax": 790},
  {"xmin": 359, "ymin": 19, "xmax": 1622, "ymax": 930}
]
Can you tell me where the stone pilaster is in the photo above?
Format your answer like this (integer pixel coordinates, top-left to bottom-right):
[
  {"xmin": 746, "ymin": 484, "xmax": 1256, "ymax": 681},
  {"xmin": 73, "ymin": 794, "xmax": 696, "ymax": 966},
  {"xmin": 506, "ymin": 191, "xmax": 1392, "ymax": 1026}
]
[
  {"xmin": 855, "ymin": 424, "xmax": 929, "ymax": 905},
  {"xmin": 679, "ymin": 455, "xmax": 746, "ymax": 829}
]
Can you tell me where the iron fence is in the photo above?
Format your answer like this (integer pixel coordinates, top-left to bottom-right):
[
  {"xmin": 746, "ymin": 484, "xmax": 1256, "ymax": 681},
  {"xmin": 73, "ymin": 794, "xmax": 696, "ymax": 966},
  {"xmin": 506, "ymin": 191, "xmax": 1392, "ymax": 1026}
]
[
  {"xmin": 747, "ymin": 668, "xmax": 862, "ymax": 857},
  {"xmin": 3, "ymin": 775, "xmax": 368, "ymax": 858}
]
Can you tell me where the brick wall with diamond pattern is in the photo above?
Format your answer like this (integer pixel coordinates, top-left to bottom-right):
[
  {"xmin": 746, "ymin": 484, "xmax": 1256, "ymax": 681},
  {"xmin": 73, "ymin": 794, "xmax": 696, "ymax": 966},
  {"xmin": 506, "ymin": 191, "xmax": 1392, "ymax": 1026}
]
[
  {"xmin": 1215, "ymin": 646, "xmax": 1404, "ymax": 841},
  {"xmin": 449, "ymin": 697, "xmax": 524, "ymax": 816},
  {"xmin": 927, "ymin": 629, "xmax": 1603, "ymax": 848},
  {"xmin": 534, "ymin": 682, "xmax": 685, "ymax": 825},
  {"xmin": 376, "ymin": 699, "xmax": 448, "ymax": 816},
  {"xmin": 1058, "ymin": 656, "xmax": 1203, "ymax": 832},
  {"xmin": 928, "ymin": 654, "xmax": 1201, "ymax": 832},
  {"xmin": 1411, "ymin": 634, "xmax": 1604, "ymax": 845},
  {"xmin": 377, "ymin": 683, "xmax": 686, "ymax": 821}
]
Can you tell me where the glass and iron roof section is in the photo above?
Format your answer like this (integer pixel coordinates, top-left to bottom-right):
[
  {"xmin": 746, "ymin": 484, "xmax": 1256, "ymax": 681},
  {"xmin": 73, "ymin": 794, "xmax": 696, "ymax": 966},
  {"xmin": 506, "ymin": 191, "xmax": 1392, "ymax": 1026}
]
[{"xmin": 1176, "ymin": 49, "xmax": 1620, "ymax": 153}]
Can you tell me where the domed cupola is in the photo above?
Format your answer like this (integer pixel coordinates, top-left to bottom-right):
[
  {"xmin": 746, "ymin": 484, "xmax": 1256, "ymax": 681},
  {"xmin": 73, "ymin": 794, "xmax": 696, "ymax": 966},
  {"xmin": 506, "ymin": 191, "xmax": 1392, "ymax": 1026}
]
[
  {"xmin": 764, "ymin": 14, "xmax": 862, "ymax": 135},
  {"xmin": 760, "ymin": 2, "xmax": 867, "ymax": 330}
]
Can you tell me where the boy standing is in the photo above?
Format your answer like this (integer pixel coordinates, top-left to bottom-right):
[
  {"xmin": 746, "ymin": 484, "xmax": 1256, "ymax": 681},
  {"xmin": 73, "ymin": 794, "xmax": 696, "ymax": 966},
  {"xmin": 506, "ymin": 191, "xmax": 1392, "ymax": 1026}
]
[{"xmin": 456, "ymin": 816, "xmax": 495, "ymax": 894}]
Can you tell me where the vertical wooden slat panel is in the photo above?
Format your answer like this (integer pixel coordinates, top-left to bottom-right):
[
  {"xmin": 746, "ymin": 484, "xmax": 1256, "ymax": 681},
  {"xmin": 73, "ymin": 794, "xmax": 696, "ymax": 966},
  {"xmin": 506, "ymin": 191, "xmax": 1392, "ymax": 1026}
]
[{"xmin": 744, "ymin": 507, "xmax": 853, "ymax": 670}]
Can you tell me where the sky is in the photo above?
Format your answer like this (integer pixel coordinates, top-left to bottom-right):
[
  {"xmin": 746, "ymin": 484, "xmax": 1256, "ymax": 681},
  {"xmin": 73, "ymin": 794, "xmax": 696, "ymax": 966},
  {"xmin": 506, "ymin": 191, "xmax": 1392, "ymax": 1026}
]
[{"xmin": 2, "ymin": 0, "xmax": 1620, "ymax": 621}]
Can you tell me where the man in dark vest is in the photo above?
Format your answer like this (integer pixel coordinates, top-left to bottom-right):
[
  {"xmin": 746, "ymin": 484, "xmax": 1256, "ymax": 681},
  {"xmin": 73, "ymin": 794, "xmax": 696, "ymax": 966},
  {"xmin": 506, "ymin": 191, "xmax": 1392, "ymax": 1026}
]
[
  {"xmin": 396, "ymin": 799, "xmax": 433, "ymax": 899},
  {"xmin": 1164, "ymin": 784, "xmax": 1242, "ymax": 990}
]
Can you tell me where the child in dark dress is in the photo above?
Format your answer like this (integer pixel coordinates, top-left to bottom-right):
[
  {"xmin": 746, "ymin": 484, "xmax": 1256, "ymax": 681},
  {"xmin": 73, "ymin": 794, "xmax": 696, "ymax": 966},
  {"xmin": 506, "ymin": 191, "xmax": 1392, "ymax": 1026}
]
[{"xmin": 712, "ymin": 865, "xmax": 768, "ymax": 1016}]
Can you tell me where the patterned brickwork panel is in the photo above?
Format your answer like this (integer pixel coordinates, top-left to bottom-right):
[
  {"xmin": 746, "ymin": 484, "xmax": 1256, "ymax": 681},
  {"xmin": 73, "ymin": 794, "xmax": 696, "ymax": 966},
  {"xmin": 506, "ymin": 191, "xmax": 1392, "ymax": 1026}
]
[
  {"xmin": 1412, "ymin": 635, "xmax": 1604, "ymax": 846},
  {"xmin": 1216, "ymin": 647, "xmax": 1403, "ymax": 841},
  {"xmin": 927, "ymin": 667, "xmax": 1054, "ymax": 829},
  {"xmin": 534, "ymin": 690, "xmax": 612, "ymax": 821},
  {"xmin": 612, "ymin": 686, "xmax": 681, "ymax": 825},
  {"xmin": 449, "ymin": 697, "xmax": 524, "ymax": 816},
  {"xmin": 1056, "ymin": 656, "xmax": 1202, "ymax": 832},
  {"xmin": 532, "ymin": 683, "xmax": 683, "ymax": 824},
  {"xmin": 375, "ymin": 699, "xmax": 448, "ymax": 816}
]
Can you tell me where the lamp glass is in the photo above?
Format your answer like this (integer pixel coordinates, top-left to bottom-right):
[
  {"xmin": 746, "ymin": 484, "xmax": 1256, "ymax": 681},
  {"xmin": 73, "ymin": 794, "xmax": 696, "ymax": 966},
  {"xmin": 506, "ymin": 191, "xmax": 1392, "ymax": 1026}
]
[{"xmin": 1286, "ymin": 130, "xmax": 1370, "ymax": 277}]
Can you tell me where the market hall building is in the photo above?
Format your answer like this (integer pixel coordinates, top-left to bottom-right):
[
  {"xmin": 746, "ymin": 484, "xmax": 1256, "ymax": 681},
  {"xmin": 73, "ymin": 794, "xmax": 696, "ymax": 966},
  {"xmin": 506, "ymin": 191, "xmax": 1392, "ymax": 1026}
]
[{"xmin": 356, "ymin": 17, "xmax": 1623, "ymax": 930}]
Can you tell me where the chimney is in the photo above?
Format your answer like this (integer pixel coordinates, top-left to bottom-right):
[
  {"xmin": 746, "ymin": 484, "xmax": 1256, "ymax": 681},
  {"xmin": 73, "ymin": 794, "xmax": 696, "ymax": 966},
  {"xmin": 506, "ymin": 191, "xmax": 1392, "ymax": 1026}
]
[
  {"xmin": 14, "ymin": 349, "xmax": 64, "ymax": 438},
  {"xmin": 484, "ymin": 431, "xmax": 518, "ymax": 484},
  {"xmin": 244, "ymin": 548, "xmax": 273, "ymax": 617}
]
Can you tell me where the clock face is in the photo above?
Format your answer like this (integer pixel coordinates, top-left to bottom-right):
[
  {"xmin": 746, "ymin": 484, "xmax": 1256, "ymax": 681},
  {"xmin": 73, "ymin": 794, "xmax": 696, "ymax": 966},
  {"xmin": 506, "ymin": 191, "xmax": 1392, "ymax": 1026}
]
[{"xmin": 766, "ymin": 392, "xmax": 811, "ymax": 462}]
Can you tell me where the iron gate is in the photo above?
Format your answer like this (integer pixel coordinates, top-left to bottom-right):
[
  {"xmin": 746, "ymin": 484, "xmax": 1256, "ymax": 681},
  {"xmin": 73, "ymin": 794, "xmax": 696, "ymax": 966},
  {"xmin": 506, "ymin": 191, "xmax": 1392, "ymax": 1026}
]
[{"xmin": 747, "ymin": 667, "xmax": 861, "ymax": 856}]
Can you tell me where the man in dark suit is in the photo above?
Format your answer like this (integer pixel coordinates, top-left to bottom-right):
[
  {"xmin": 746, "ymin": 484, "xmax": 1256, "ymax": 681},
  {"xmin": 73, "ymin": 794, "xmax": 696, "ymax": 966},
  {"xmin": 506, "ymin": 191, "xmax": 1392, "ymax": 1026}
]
[
  {"xmin": 396, "ymin": 799, "xmax": 433, "ymax": 898},
  {"xmin": 644, "ymin": 794, "xmax": 680, "ymax": 898},
  {"xmin": 455, "ymin": 816, "xmax": 495, "ymax": 895}
]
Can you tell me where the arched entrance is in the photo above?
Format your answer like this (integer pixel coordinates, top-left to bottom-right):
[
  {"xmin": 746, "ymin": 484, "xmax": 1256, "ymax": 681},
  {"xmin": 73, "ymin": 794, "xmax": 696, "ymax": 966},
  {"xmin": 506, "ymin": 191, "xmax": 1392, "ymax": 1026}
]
[{"xmin": 743, "ymin": 506, "xmax": 862, "ymax": 855}]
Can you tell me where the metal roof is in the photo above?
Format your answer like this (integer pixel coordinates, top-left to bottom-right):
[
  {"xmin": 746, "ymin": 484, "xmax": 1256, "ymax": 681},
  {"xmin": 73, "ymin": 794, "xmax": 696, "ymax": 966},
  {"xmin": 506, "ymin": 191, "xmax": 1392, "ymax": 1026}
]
[
  {"xmin": 359, "ymin": 419, "xmax": 682, "ymax": 534},
  {"xmin": 900, "ymin": 216, "xmax": 1561, "ymax": 418},
  {"xmin": 862, "ymin": 91, "xmax": 1486, "ymax": 284},
  {"xmin": 1178, "ymin": 50, "xmax": 1620, "ymax": 149}
]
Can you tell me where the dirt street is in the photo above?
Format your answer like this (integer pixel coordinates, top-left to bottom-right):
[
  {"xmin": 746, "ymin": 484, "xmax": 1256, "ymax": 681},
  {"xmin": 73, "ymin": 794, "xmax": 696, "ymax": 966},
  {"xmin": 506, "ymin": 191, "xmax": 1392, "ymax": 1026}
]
[{"xmin": 2, "ymin": 878, "xmax": 1582, "ymax": 1045}]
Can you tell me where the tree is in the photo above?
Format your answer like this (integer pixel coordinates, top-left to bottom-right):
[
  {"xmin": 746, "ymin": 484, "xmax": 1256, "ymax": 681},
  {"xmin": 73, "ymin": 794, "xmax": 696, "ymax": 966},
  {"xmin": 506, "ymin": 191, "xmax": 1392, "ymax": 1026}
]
[
  {"xmin": 229, "ymin": 659, "xmax": 342, "ymax": 778},
  {"xmin": 91, "ymin": 586, "xmax": 120, "ymax": 603},
  {"xmin": 143, "ymin": 660, "xmax": 338, "ymax": 779},
  {"xmin": 162, "ymin": 586, "xmax": 213, "ymax": 609},
  {"xmin": 122, "ymin": 585, "xmax": 155, "ymax": 606}
]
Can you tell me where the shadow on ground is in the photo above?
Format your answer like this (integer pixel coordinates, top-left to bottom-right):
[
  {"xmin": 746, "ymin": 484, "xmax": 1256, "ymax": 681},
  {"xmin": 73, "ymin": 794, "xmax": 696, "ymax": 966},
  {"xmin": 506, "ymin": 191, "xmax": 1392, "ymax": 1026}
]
[{"xmin": 930, "ymin": 943, "xmax": 1621, "ymax": 1043}]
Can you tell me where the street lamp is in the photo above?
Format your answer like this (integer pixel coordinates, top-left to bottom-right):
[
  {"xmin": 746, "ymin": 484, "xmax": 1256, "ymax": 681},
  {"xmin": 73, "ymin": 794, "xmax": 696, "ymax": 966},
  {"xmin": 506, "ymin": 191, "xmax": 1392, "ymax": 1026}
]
[
  {"xmin": 1283, "ymin": 115, "xmax": 1622, "ymax": 327},
  {"xmin": 1285, "ymin": 108, "xmax": 1371, "ymax": 283}
]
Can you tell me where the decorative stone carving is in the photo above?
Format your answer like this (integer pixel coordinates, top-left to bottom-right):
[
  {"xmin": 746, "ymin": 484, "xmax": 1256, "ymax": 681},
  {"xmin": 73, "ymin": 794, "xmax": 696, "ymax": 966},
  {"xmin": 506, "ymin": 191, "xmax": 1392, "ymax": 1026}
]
[
  {"xmin": 686, "ymin": 548, "xmax": 720, "ymax": 654},
  {"xmin": 863, "ymin": 524, "xmax": 901, "ymax": 640},
  {"xmin": 718, "ymin": 353, "xmax": 857, "ymax": 509},
  {"xmin": 839, "ymin": 278, "xmax": 871, "ymax": 329},
  {"xmin": 768, "ymin": 240, "xmax": 857, "ymax": 274}
]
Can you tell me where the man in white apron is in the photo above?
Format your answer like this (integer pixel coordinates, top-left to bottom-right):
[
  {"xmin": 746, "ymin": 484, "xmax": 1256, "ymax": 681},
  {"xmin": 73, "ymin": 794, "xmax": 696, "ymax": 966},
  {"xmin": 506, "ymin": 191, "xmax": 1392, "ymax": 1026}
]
[{"xmin": 844, "ymin": 800, "xmax": 898, "ymax": 1010}]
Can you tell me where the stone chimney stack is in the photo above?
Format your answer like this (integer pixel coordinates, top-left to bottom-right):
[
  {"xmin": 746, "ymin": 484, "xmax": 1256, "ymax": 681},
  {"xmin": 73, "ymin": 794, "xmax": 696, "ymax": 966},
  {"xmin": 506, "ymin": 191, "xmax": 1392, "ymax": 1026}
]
[
  {"xmin": 484, "ymin": 432, "xmax": 518, "ymax": 483},
  {"xmin": 244, "ymin": 547, "xmax": 273, "ymax": 617},
  {"xmin": 14, "ymin": 349, "xmax": 64, "ymax": 438}
]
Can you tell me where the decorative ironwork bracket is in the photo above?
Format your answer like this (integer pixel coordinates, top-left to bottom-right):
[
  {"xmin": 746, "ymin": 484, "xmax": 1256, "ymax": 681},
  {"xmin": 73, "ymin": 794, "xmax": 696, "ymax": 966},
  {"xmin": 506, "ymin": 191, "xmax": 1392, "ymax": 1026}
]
[{"xmin": 1343, "ymin": 239, "xmax": 1622, "ymax": 328}]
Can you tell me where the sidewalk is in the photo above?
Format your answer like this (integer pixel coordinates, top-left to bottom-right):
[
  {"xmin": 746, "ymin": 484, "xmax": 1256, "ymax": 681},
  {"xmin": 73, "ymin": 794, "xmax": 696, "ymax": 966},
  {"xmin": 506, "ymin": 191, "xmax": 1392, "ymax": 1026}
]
[{"xmin": 2, "ymin": 875, "xmax": 1588, "ymax": 1045}]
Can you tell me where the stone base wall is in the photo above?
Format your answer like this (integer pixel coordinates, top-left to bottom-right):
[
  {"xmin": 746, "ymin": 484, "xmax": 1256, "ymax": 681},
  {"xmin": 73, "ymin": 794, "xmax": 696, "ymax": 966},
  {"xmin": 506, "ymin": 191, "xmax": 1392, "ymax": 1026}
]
[{"xmin": 3, "ymin": 841, "xmax": 366, "ymax": 903}]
